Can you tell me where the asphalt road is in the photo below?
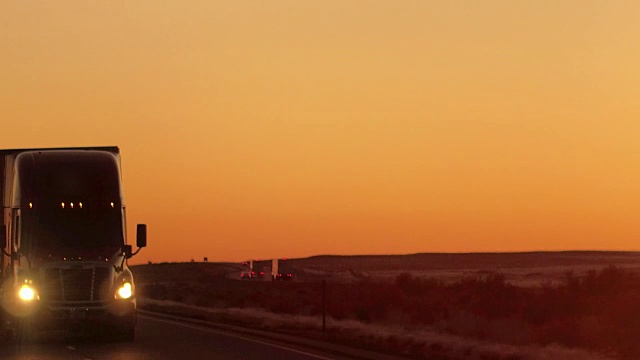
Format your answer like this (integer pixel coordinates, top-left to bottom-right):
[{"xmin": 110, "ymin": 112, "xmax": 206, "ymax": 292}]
[{"xmin": 0, "ymin": 315, "xmax": 348, "ymax": 360}]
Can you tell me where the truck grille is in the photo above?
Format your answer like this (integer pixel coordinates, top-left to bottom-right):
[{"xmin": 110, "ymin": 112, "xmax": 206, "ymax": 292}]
[{"xmin": 43, "ymin": 267, "xmax": 110, "ymax": 302}]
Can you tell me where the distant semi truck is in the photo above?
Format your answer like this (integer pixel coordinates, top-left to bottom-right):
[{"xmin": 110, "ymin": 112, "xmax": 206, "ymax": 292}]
[
  {"xmin": 250, "ymin": 260, "xmax": 267, "ymax": 279},
  {"xmin": 273, "ymin": 258, "xmax": 293, "ymax": 281},
  {"xmin": 240, "ymin": 261, "xmax": 251, "ymax": 279},
  {"xmin": 0, "ymin": 147, "xmax": 147, "ymax": 341}
]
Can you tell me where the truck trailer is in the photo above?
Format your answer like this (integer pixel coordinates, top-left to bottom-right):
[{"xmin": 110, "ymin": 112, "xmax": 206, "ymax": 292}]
[
  {"xmin": 249, "ymin": 259, "xmax": 267, "ymax": 280},
  {"xmin": 0, "ymin": 147, "xmax": 147, "ymax": 341},
  {"xmin": 274, "ymin": 258, "xmax": 294, "ymax": 281}
]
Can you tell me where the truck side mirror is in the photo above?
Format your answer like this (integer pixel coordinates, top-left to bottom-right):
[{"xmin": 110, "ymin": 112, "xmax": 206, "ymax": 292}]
[
  {"xmin": 136, "ymin": 224, "xmax": 147, "ymax": 248},
  {"xmin": 0, "ymin": 224, "xmax": 6, "ymax": 249}
]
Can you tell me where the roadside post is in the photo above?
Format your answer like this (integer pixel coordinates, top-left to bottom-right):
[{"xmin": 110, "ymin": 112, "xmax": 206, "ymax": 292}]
[{"xmin": 322, "ymin": 279, "xmax": 326, "ymax": 336}]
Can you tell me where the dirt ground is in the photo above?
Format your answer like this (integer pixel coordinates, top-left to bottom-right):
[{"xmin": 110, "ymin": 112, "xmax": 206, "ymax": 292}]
[{"xmin": 132, "ymin": 251, "xmax": 640, "ymax": 287}]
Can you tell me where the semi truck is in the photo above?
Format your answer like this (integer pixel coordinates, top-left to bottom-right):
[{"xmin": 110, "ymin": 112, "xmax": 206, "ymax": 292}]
[
  {"xmin": 274, "ymin": 258, "xmax": 293, "ymax": 281},
  {"xmin": 0, "ymin": 147, "xmax": 147, "ymax": 341},
  {"xmin": 249, "ymin": 259, "xmax": 267, "ymax": 280}
]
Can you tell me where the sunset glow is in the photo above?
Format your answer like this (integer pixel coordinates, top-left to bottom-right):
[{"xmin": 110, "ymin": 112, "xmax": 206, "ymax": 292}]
[{"xmin": 2, "ymin": 1, "xmax": 640, "ymax": 263}]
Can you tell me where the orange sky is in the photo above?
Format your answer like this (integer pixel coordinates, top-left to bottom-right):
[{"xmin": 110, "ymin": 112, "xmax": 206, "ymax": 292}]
[{"xmin": 2, "ymin": 1, "xmax": 640, "ymax": 264}]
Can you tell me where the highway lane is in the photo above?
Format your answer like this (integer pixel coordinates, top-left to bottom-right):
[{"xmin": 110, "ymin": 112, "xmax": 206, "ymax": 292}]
[{"xmin": 0, "ymin": 315, "xmax": 349, "ymax": 360}]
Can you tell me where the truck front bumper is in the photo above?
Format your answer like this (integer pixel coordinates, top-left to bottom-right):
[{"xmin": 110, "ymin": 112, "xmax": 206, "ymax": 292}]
[{"xmin": 9, "ymin": 298, "xmax": 136, "ymax": 332}]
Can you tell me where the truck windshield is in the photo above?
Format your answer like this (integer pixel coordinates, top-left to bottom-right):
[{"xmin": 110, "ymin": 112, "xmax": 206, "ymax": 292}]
[
  {"xmin": 13, "ymin": 150, "xmax": 125, "ymax": 256},
  {"xmin": 20, "ymin": 206, "xmax": 124, "ymax": 255}
]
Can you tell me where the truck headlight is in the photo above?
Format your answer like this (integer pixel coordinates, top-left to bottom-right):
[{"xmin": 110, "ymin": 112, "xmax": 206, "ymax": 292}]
[
  {"xmin": 116, "ymin": 282, "xmax": 132, "ymax": 299},
  {"xmin": 18, "ymin": 285, "xmax": 37, "ymax": 301}
]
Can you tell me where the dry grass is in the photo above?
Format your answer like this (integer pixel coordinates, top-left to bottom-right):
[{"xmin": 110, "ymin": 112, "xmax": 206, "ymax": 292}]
[
  {"xmin": 139, "ymin": 298, "xmax": 612, "ymax": 360},
  {"xmin": 133, "ymin": 253, "xmax": 640, "ymax": 359}
]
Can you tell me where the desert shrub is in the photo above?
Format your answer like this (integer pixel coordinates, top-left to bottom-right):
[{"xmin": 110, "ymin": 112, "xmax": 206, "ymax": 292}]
[{"xmin": 135, "ymin": 265, "xmax": 640, "ymax": 358}]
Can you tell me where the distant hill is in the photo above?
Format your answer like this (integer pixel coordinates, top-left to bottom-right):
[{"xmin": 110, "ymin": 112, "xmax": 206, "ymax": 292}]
[
  {"xmin": 132, "ymin": 251, "xmax": 640, "ymax": 286},
  {"xmin": 289, "ymin": 251, "xmax": 640, "ymax": 271}
]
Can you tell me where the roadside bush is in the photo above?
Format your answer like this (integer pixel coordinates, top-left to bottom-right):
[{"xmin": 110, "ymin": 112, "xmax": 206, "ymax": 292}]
[{"xmin": 135, "ymin": 265, "xmax": 640, "ymax": 358}]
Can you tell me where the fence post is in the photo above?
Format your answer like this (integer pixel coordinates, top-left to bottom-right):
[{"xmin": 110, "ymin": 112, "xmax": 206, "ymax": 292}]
[{"xmin": 322, "ymin": 279, "xmax": 326, "ymax": 336}]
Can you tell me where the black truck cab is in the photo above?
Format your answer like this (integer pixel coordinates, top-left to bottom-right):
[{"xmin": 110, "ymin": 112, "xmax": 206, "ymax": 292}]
[{"xmin": 0, "ymin": 147, "xmax": 147, "ymax": 341}]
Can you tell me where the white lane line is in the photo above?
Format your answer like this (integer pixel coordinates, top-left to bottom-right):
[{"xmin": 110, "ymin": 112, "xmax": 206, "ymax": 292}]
[{"xmin": 144, "ymin": 316, "xmax": 336, "ymax": 360}]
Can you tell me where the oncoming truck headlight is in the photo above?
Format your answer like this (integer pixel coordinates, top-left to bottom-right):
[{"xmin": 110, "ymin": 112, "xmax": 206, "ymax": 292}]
[
  {"xmin": 116, "ymin": 282, "xmax": 133, "ymax": 299},
  {"xmin": 18, "ymin": 285, "xmax": 37, "ymax": 301}
]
